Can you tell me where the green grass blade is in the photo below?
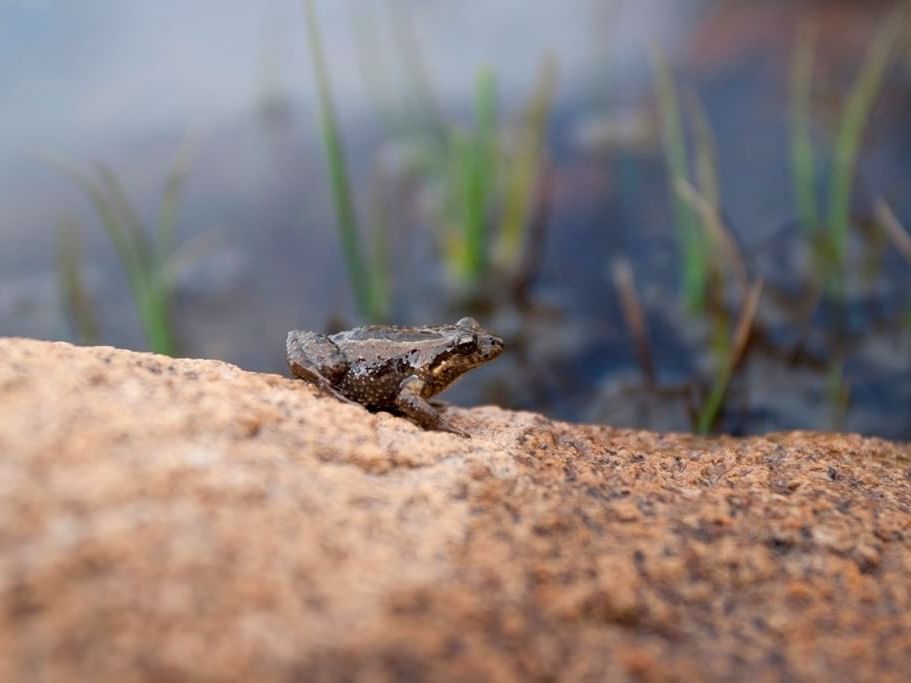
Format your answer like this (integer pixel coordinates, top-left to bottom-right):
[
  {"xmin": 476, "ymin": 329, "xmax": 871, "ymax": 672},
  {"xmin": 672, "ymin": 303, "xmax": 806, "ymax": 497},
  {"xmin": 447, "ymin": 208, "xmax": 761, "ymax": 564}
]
[
  {"xmin": 461, "ymin": 67, "xmax": 497, "ymax": 280},
  {"xmin": 157, "ymin": 139, "xmax": 193, "ymax": 270},
  {"xmin": 55, "ymin": 218, "xmax": 100, "ymax": 345},
  {"xmin": 94, "ymin": 163, "xmax": 152, "ymax": 266},
  {"xmin": 825, "ymin": 359, "xmax": 851, "ymax": 430},
  {"xmin": 440, "ymin": 130, "xmax": 469, "ymax": 273},
  {"xmin": 652, "ymin": 49, "xmax": 707, "ymax": 311},
  {"xmin": 385, "ymin": 0, "xmax": 447, "ymax": 141},
  {"xmin": 827, "ymin": 9, "xmax": 903, "ymax": 270},
  {"xmin": 80, "ymin": 168, "xmax": 174, "ymax": 353},
  {"xmin": 303, "ymin": 0, "xmax": 375, "ymax": 319},
  {"xmin": 48, "ymin": 160, "xmax": 144, "ymax": 287},
  {"xmin": 790, "ymin": 23, "xmax": 819, "ymax": 233},
  {"xmin": 49, "ymin": 155, "xmax": 179, "ymax": 356},
  {"xmin": 675, "ymin": 177, "xmax": 748, "ymax": 290},
  {"xmin": 350, "ymin": 0, "xmax": 409, "ymax": 138},
  {"xmin": 686, "ymin": 90, "xmax": 720, "ymax": 211},
  {"xmin": 87, "ymin": 183, "xmax": 151, "ymax": 299},
  {"xmin": 496, "ymin": 55, "xmax": 558, "ymax": 269},
  {"xmin": 142, "ymin": 283, "xmax": 176, "ymax": 356},
  {"xmin": 875, "ymin": 198, "xmax": 911, "ymax": 266},
  {"xmin": 86, "ymin": 182, "xmax": 173, "ymax": 354},
  {"xmin": 697, "ymin": 280, "xmax": 763, "ymax": 433},
  {"xmin": 89, "ymin": 166, "xmax": 177, "ymax": 354}
]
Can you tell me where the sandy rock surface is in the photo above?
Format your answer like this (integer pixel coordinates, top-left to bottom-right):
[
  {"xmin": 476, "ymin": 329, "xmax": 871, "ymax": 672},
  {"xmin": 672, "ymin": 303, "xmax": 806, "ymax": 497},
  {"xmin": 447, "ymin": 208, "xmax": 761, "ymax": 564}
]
[{"xmin": 0, "ymin": 337, "xmax": 909, "ymax": 682}]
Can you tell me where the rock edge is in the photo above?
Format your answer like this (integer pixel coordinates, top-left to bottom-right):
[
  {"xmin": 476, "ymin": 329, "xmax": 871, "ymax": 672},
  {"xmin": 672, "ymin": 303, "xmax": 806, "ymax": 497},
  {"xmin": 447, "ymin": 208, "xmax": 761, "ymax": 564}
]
[{"xmin": 1, "ymin": 338, "xmax": 909, "ymax": 682}]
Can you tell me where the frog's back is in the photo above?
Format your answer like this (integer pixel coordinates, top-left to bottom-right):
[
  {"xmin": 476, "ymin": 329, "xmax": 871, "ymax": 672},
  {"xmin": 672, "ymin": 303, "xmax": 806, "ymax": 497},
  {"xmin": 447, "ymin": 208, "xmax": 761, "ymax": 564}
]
[
  {"xmin": 330, "ymin": 325, "xmax": 450, "ymax": 363},
  {"xmin": 332, "ymin": 324, "xmax": 443, "ymax": 345},
  {"xmin": 326, "ymin": 326, "xmax": 422, "ymax": 408}
]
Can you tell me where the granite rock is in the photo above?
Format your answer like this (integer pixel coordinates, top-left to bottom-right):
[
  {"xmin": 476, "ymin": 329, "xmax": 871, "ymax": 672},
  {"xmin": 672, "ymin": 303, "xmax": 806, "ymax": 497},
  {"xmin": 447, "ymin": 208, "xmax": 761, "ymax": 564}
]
[{"xmin": 0, "ymin": 338, "xmax": 909, "ymax": 682}]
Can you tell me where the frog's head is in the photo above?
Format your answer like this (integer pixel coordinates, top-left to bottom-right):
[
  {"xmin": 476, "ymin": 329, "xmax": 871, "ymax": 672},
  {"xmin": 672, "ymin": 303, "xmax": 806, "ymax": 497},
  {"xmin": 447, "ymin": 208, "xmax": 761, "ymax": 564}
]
[
  {"xmin": 427, "ymin": 317, "xmax": 504, "ymax": 389},
  {"xmin": 452, "ymin": 316, "xmax": 504, "ymax": 362}
]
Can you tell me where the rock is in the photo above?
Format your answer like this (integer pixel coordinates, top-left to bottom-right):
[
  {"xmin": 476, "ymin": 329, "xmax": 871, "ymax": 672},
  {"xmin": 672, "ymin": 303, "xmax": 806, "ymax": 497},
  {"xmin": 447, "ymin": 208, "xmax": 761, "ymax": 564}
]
[{"xmin": 0, "ymin": 337, "xmax": 909, "ymax": 682}]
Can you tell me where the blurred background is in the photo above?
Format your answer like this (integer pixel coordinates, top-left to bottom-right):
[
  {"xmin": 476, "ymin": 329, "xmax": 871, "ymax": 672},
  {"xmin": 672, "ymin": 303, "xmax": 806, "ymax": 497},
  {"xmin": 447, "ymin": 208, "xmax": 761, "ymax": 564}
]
[{"xmin": 2, "ymin": 0, "xmax": 910, "ymax": 438}]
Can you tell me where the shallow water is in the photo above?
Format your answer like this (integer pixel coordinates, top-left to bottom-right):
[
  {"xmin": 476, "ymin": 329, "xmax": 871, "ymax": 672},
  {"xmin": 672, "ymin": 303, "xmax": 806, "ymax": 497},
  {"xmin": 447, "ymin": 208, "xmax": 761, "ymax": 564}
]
[{"xmin": 2, "ymin": 1, "xmax": 909, "ymax": 438}]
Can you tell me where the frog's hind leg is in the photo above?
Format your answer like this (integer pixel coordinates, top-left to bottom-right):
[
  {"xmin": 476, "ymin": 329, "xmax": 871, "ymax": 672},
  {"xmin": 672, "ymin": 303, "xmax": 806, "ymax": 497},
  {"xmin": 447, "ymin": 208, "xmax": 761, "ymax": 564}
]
[
  {"xmin": 286, "ymin": 331, "xmax": 358, "ymax": 406},
  {"xmin": 395, "ymin": 377, "xmax": 470, "ymax": 437}
]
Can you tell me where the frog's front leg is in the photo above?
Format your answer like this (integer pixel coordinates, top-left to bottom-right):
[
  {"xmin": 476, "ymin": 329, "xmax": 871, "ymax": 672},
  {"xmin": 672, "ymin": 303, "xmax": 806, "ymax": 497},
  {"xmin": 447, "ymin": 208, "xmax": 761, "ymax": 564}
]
[
  {"xmin": 395, "ymin": 376, "xmax": 470, "ymax": 437},
  {"xmin": 286, "ymin": 331, "xmax": 358, "ymax": 406}
]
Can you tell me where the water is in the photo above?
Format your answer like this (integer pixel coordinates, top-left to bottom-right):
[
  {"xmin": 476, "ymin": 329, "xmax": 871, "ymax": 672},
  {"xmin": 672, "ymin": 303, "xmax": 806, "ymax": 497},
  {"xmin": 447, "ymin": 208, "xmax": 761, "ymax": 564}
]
[{"xmin": 1, "ymin": 1, "xmax": 909, "ymax": 438}]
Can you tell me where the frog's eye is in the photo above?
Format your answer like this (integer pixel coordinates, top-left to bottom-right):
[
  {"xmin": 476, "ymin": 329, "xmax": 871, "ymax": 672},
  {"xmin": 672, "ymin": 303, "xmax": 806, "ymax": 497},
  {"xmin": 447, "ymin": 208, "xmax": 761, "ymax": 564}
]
[
  {"xmin": 456, "ymin": 317, "xmax": 480, "ymax": 331},
  {"xmin": 456, "ymin": 334, "xmax": 477, "ymax": 352}
]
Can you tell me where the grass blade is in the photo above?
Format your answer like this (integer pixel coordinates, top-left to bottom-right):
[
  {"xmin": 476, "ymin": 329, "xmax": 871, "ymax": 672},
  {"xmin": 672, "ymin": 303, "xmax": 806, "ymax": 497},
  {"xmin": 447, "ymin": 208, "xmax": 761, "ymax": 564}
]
[
  {"xmin": 496, "ymin": 55, "xmax": 558, "ymax": 270},
  {"xmin": 96, "ymin": 164, "xmax": 177, "ymax": 356},
  {"xmin": 56, "ymin": 161, "xmax": 177, "ymax": 354},
  {"xmin": 87, "ymin": 166, "xmax": 177, "ymax": 354},
  {"xmin": 826, "ymin": 359, "xmax": 851, "ymax": 431},
  {"xmin": 675, "ymin": 177, "xmax": 748, "ymax": 291},
  {"xmin": 652, "ymin": 49, "xmax": 707, "ymax": 311},
  {"xmin": 697, "ymin": 279, "xmax": 763, "ymax": 433},
  {"xmin": 790, "ymin": 23, "xmax": 819, "ymax": 233},
  {"xmin": 439, "ymin": 130, "xmax": 469, "ymax": 272},
  {"xmin": 827, "ymin": 9, "xmax": 904, "ymax": 270},
  {"xmin": 47, "ymin": 152, "xmax": 182, "ymax": 355},
  {"xmin": 157, "ymin": 139, "xmax": 193, "ymax": 270},
  {"xmin": 94, "ymin": 163, "xmax": 152, "ymax": 265},
  {"xmin": 48, "ymin": 159, "xmax": 145, "ymax": 288},
  {"xmin": 875, "ymin": 198, "xmax": 911, "ymax": 267},
  {"xmin": 136, "ymin": 283, "xmax": 176, "ymax": 357},
  {"xmin": 385, "ymin": 0, "xmax": 447, "ymax": 141},
  {"xmin": 303, "ymin": 0, "xmax": 376, "ymax": 319},
  {"xmin": 55, "ymin": 218, "xmax": 100, "ymax": 345},
  {"xmin": 611, "ymin": 258, "xmax": 655, "ymax": 387},
  {"xmin": 460, "ymin": 67, "xmax": 497, "ymax": 280},
  {"xmin": 86, "ymin": 174, "xmax": 174, "ymax": 354},
  {"xmin": 686, "ymin": 90, "xmax": 720, "ymax": 211},
  {"xmin": 350, "ymin": 0, "xmax": 409, "ymax": 137}
]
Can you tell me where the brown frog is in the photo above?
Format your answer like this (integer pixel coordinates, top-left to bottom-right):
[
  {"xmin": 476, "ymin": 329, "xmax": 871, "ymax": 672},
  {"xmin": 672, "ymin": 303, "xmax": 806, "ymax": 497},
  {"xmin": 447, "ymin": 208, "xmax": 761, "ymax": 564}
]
[{"xmin": 286, "ymin": 317, "xmax": 504, "ymax": 436}]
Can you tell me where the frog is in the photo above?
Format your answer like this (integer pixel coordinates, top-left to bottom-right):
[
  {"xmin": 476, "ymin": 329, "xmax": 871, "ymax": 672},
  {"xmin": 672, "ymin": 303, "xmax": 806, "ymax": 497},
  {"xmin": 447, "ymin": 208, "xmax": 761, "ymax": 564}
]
[{"xmin": 286, "ymin": 317, "xmax": 504, "ymax": 436}]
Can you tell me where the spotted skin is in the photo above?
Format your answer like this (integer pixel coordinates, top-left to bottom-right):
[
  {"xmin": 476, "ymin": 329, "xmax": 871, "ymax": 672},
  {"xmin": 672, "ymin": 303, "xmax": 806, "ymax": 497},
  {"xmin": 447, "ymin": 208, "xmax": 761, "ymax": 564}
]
[
  {"xmin": 336, "ymin": 357, "xmax": 411, "ymax": 408},
  {"xmin": 286, "ymin": 318, "xmax": 504, "ymax": 436}
]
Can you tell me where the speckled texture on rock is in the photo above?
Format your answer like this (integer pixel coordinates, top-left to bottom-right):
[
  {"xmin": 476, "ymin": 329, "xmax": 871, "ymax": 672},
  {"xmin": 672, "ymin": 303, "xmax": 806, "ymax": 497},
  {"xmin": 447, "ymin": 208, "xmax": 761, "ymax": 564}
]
[{"xmin": 0, "ymin": 338, "xmax": 909, "ymax": 682}]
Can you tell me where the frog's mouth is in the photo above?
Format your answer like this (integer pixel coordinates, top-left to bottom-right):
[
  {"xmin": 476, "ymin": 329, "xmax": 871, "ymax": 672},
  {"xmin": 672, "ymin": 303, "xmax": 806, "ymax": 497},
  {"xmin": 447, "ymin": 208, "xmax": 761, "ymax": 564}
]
[
  {"xmin": 478, "ymin": 334, "xmax": 505, "ymax": 361},
  {"xmin": 431, "ymin": 334, "xmax": 504, "ymax": 382}
]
